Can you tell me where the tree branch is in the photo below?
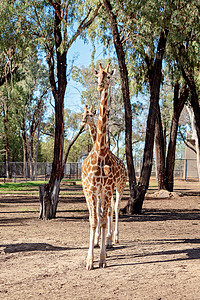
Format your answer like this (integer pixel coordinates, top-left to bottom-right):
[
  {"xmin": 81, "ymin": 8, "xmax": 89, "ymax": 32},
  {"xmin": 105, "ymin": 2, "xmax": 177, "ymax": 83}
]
[
  {"xmin": 0, "ymin": 66, "xmax": 19, "ymax": 87},
  {"xmin": 179, "ymin": 128, "xmax": 197, "ymax": 154},
  {"xmin": 67, "ymin": 3, "xmax": 102, "ymax": 50},
  {"xmin": 61, "ymin": 125, "xmax": 85, "ymax": 179},
  {"xmin": 47, "ymin": 0, "xmax": 63, "ymax": 21}
]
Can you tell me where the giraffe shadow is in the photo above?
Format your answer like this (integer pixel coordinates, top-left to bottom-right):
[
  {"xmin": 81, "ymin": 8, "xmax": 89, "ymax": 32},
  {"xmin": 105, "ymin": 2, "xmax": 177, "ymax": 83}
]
[
  {"xmin": 0, "ymin": 242, "xmax": 87, "ymax": 253},
  {"xmin": 105, "ymin": 238, "xmax": 200, "ymax": 268}
]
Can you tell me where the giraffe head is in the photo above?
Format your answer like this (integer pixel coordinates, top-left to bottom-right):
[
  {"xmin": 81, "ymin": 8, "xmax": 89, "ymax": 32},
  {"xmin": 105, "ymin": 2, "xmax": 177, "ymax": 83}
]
[
  {"xmin": 94, "ymin": 63, "xmax": 115, "ymax": 92},
  {"xmin": 82, "ymin": 105, "xmax": 96, "ymax": 126}
]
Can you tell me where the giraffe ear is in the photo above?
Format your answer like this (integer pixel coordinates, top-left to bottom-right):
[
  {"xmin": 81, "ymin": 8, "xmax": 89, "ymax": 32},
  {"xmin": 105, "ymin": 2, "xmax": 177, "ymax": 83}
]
[
  {"xmin": 93, "ymin": 69, "xmax": 99, "ymax": 77},
  {"xmin": 109, "ymin": 69, "xmax": 116, "ymax": 77}
]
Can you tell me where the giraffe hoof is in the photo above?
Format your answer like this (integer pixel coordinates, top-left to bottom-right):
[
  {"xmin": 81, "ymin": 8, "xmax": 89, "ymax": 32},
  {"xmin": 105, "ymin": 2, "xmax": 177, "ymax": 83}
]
[
  {"xmin": 99, "ymin": 258, "xmax": 107, "ymax": 268},
  {"xmin": 94, "ymin": 243, "xmax": 100, "ymax": 248},
  {"xmin": 106, "ymin": 243, "xmax": 113, "ymax": 249},
  {"xmin": 114, "ymin": 233, "xmax": 119, "ymax": 244},
  {"xmin": 86, "ymin": 262, "xmax": 94, "ymax": 270},
  {"xmin": 86, "ymin": 258, "xmax": 94, "ymax": 270}
]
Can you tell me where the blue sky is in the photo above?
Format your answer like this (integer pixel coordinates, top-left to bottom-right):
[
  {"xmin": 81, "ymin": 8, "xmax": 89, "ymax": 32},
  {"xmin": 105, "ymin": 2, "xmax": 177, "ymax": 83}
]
[{"xmin": 65, "ymin": 38, "xmax": 106, "ymax": 113}]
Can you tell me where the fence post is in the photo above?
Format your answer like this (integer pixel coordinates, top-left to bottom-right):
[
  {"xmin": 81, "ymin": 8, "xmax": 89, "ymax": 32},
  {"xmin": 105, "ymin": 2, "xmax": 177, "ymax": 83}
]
[
  {"xmin": 14, "ymin": 162, "xmax": 16, "ymax": 183},
  {"xmin": 185, "ymin": 159, "xmax": 188, "ymax": 181}
]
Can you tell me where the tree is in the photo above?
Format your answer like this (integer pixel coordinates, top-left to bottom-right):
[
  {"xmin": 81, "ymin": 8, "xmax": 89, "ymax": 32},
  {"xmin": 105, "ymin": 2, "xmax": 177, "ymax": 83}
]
[
  {"xmin": 21, "ymin": 0, "xmax": 102, "ymax": 219},
  {"xmin": 102, "ymin": 0, "xmax": 137, "ymax": 202}
]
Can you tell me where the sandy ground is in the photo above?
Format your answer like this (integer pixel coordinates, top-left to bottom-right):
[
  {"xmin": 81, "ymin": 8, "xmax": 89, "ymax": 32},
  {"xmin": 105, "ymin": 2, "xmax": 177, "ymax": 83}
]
[{"xmin": 0, "ymin": 180, "xmax": 200, "ymax": 300}]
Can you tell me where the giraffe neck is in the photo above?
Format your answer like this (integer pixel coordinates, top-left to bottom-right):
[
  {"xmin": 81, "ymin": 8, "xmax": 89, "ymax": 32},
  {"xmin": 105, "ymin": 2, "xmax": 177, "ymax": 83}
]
[
  {"xmin": 88, "ymin": 121, "xmax": 97, "ymax": 144},
  {"xmin": 95, "ymin": 89, "xmax": 108, "ymax": 154}
]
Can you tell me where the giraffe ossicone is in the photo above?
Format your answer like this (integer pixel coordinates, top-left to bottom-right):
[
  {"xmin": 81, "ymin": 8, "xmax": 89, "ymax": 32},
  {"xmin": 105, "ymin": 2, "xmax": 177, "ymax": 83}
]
[{"xmin": 81, "ymin": 63, "xmax": 127, "ymax": 270}]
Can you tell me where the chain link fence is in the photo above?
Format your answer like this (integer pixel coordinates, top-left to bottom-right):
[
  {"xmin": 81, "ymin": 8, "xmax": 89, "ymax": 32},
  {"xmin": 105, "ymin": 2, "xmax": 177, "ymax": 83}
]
[
  {"xmin": 132, "ymin": 158, "xmax": 198, "ymax": 180},
  {"xmin": 0, "ymin": 162, "xmax": 82, "ymax": 182},
  {"xmin": 0, "ymin": 159, "xmax": 198, "ymax": 182}
]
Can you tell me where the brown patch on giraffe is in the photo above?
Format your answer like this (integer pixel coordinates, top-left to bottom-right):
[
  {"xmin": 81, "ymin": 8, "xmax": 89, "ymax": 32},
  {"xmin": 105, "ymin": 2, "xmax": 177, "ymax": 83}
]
[
  {"xmin": 91, "ymin": 166, "xmax": 100, "ymax": 176},
  {"xmin": 106, "ymin": 178, "xmax": 113, "ymax": 185},
  {"xmin": 98, "ymin": 118, "xmax": 103, "ymax": 129},
  {"xmin": 103, "ymin": 165, "xmax": 111, "ymax": 176},
  {"xmin": 91, "ymin": 156, "xmax": 97, "ymax": 165},
  {"xmin": 96, "ymin": 177, "xmax": 101, "ymax": 183}
]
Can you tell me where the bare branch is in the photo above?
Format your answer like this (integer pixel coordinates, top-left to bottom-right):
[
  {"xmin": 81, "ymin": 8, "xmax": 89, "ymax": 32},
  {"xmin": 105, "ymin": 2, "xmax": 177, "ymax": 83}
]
[
  {"xmin": 67, "ymin": 3, "xmax": 102, "ymax": 50},
  {"xmin": 179, "ymin": 128, "xmax": 197, "ymax": 154}
]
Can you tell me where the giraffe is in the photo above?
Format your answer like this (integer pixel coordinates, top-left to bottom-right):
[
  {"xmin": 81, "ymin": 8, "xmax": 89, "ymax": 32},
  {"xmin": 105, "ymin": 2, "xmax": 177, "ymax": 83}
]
[
  {"xmin": 81, "ymin": 63, "xmax": 127, "ymax": 270},
  {"xmin": 82, "ymin": 105, "xmax": 127, "ymax": 248}
]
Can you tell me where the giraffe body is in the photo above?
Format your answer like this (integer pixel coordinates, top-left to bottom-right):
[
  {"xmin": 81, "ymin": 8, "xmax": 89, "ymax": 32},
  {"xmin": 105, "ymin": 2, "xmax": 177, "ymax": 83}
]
[
  {"xmin": 82, "ymin": 105, "xmax": 127, "ymax": 247},
  {"xmin": 81, "ymin": 64, "xmax": 127, "ymax": 270}
]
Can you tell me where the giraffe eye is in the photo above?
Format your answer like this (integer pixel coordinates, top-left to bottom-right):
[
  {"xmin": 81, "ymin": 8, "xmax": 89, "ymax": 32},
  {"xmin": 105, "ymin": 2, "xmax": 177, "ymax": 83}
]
[{"xmin": 107, "ymin": 75, "xmax": 111, "ymax": 79}]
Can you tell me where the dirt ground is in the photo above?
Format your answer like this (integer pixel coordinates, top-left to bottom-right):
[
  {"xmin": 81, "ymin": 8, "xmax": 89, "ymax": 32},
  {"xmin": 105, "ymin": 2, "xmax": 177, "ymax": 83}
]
[{"xmin": 0, "ymin": 180, "xmax": 200, "ymax": 300}]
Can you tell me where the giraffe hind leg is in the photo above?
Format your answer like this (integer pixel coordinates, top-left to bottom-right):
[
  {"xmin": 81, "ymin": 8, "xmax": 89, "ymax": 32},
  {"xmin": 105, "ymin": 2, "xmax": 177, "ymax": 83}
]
[
  {"xmin": 113, "ymin": 189, "xmax": 123, "ymax": 244},
  {"xmin": 99, "ymin": 193, "xmax": 113, "ymax": 268},
  {"xmin": 94, "ymin": 198, "xmax": 101, "ymax": 248},
  {"xmin": 86, "ymin": 200, "xmax": 98, "ymax": 270},
  {"xmin": 106, "ymin": 195, "xmax": 114, "ymax": 248}
]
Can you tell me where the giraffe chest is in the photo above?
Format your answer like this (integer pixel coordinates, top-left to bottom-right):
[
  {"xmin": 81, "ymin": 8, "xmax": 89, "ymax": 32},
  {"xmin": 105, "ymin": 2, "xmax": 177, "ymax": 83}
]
[{"xmin": 81, "ymin": 150, "xmax": 115, "ymax": 185}]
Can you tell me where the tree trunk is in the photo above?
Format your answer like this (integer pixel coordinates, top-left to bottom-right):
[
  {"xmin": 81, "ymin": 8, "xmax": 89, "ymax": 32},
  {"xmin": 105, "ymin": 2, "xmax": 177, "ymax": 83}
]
[
  {"xmin": 154, "ymin": 104, "xmax": 166, "ymax": 190},
  {"xmin": 123, "ymin": 29, "xmax": 169, "ymax": 214},
  {"xmin": 21, "ymin": 117, "xmax": 28, "ymax": 178},
  {"xmin": 40, "ymin": 2, "xmax": 102, "ymax": 219},
  {"xmin": 33, "ymin": 119, "xmax": 42, "ymax": 180},
  {"xmin": 29, "ymin": 133, "xmax": 34, "ymax": 180},
  {"xmin": 2, "ymin": 103, "xmax": 10, "ymax": 179},
  {"xmin": 182, "ymin": 69, "xmax": 200, "ymax": 147},
  {"xmin": 165, "ymin": 84, "xmax": 188, "ymax": 191},
  {"xmin": 103, "ymin": 0, "xmax": 137, "ymax": 200},
  {"xmin": 41, "ymin": 4, "xmax": 66, "ymax": 219}
]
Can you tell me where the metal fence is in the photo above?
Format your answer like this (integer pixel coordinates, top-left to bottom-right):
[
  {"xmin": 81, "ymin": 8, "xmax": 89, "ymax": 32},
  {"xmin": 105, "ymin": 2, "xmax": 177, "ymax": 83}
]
[
  {"xmin": 134, "ymin": 158, "xmax": 198, "ymax": 180},
  {"xmin": 0, "ymin": 162, "xmax": 82, "ymax": 182},
  {"xmin": 0, "ymin": 159, "xmax": 198, "ymax": 182}
]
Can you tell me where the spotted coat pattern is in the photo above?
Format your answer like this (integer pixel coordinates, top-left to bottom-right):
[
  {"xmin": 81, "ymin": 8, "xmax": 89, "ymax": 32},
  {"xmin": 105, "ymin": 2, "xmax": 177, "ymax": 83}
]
[
  {"xmin": 81, "ymin": 64, "xmax": 127, "ymax": 270},
  {"xmin": 82, "ymin": 105, "xmax": 127, "ymax": 247}
]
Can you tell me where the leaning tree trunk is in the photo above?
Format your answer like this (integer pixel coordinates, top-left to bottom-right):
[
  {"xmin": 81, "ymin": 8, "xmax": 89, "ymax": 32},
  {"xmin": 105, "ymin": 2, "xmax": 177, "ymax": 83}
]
[
  {"xmin": 123, "ymin": 29, "xmax": 169, "ymax": 214},
  {"xmin": 103, "ymin": 0, "xmax": 137, "ymax": 200},
  {"xmin": 61, "ymin": 125, "xmax": 85, "ymax": 180},
  {"xmin": 165, "ymin": 84, "xmax": 188, "ymax": 191},
  {"xmin": 182, "ymin": 68, "xmax": 200, "ymax": 152}
]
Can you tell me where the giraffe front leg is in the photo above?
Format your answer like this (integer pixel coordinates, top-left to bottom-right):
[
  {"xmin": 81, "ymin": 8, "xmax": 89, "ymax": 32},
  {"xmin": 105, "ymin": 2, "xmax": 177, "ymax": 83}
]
[
  {"xmin": 106, "ymin": 195, "xmax": 114, "ymax": 248},
  {"xmin": 99, "ymin": 224, "xmax": 107, "ymax": 268},
  {"xmin": 94, "ymin": 198, "xmax": 101, "ymax": 248},
  {"xmin": 106, "ymin": 205, "xmax": 113, "ymax": 248},
  {"xmin": 114, "ymin": 190, "xmax": 121, "ymax": 244},
  {"xmin": 87, "ymin": 224, "xmax": 96, "ymax": 270},
  {"xmin": 99, "ymin": 193, "xmax": 112, "ymax": 268}
]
